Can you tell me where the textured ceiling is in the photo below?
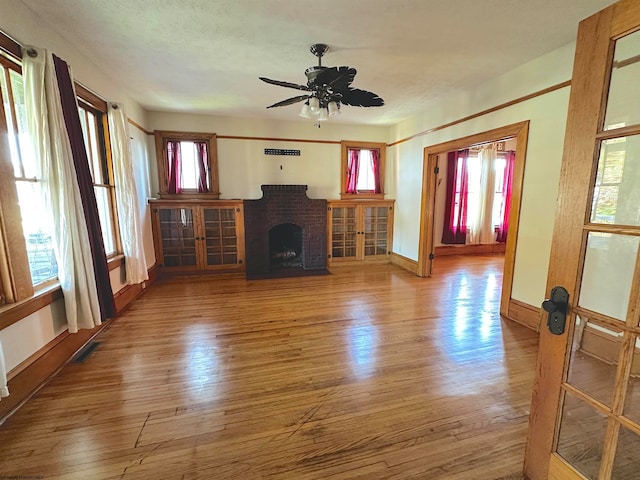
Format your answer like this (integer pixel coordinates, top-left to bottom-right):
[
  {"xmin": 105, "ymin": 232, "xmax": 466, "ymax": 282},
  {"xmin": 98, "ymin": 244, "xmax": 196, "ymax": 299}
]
[{"xmin": 19, "ymin": 0, "xmax": 617, "ymax": 126}]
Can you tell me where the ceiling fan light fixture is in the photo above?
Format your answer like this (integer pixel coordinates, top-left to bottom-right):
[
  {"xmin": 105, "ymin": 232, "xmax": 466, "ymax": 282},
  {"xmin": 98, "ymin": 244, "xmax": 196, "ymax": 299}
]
[
  {"xmin": 259, "ymin": 43, "xmax": 384, "ymax": 126},
  {"xmin": 299, "ymin": 102, "xmax": 311, "ymax": 118},
  {"xmin": 309, "ymin": 96, "xmax": 320, "ymax": 114},
  {"xmin": 328, "ymin": 101, "xmax": 340, "ymax": 117}
]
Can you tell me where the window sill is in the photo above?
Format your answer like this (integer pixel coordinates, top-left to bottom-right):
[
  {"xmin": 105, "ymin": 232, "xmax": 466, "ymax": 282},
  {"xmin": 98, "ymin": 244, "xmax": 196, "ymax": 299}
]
[
  {"xmin": 339, "ymin": 193, "xmax": 385, "ymax": 200},
  {"xmin": 157, "ymin": 192, "xmax": 221, "ymax": 200},
  {"xmin": 0, "ymin": 282, "xmax": 63, "ymax": 330},
  {"xmin": 0, "ymin": 255, "xmax": 124, "ymax": 330},
  {"xmin": 108, "ymin": 254, "xmax": 125, "ymax": 272}
]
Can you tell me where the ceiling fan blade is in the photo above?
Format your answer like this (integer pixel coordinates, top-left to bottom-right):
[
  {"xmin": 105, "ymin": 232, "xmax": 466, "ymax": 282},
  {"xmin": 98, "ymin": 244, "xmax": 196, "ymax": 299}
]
[
  {"xmin": 266, "ymin": 95, "xmax": 310, "ymax": 109},
  {"xmin": 316, "ymin": 66, "xmax": 357, "ymax": 91},
  {"xmin": 259, "ymin": 77, "xmax": 310, "ymax": 91},
  {"xmin": 339, "ymin": 88, "xmax": 384, "ymax": 107}
]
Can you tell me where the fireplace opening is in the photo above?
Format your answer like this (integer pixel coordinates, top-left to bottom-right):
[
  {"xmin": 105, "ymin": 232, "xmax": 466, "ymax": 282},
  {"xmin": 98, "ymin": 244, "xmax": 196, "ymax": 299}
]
[{"xmin": 269, "ymin": 223, "xmax": 303, "ymax": 269}]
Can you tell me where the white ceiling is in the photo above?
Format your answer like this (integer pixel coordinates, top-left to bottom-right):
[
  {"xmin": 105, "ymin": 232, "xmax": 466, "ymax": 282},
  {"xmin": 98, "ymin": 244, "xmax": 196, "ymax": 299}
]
[{"xmin": 20, "ymin": 0, "xmax": 617, "ymax": 126}]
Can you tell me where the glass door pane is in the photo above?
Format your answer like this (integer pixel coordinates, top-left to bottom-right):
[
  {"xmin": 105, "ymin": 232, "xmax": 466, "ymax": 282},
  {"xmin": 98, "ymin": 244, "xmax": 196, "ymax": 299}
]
[
  {"xmin": 578, "ymin": 232, "xmax": 639, "ymax": 321},
  {"xmin": 556, "ymin": 392, "xmax": 608, "ymax": 479},
  {"xmin": 623, "ymin": 336, "xmax": 640, "ymax": 424},
  {"xmin": 590, "ymin": 135, "xmax": 640, "ymax": 227},
  {"xmin": 611, "ymin": 425, "xmax": 640, "ymax": 478},
  {"xmin": 566, "ymin": 315, "xmax": 622, "ymax": 408},
  {"xmin": 604, "ymin": 29, "xmax": 640, "ymax": 130},
  {"xmin": 158, "ymin": 208, "xmax": 197, "ymax": 267}
]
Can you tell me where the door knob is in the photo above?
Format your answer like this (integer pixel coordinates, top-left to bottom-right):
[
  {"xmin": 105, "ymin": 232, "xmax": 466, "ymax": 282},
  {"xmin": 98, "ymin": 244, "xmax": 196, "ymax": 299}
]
[{"xmin": 542, "ymin": 286, "xmax": 569, "ymax": 336}]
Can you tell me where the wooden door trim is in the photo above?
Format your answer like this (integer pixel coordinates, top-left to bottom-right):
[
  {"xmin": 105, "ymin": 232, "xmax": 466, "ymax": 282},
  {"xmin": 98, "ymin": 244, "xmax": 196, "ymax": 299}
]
[
  {"xmin": 417, "ymin": 153, "xmax": 438, "ymax": 277},
  {"xmin": 417, "ymin": 121, "xmax": 529, "ymax": 319}
]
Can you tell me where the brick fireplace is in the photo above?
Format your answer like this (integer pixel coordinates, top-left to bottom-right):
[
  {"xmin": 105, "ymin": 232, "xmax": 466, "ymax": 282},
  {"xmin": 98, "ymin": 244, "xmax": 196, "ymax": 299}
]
[{"xmin": 243, "ymin": 185, "xmax": 327, "ymax": 278}]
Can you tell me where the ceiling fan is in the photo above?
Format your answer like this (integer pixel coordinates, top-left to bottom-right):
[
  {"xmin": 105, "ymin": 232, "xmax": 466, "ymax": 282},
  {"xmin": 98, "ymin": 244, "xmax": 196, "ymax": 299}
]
[{"xmin": 259, "ymin": 43, "xmax": 384, "ymax": 122}]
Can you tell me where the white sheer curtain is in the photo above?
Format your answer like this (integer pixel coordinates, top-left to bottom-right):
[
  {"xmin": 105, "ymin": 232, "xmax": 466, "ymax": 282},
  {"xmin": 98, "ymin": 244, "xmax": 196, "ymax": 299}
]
[
  {"xmin": 22, "ymin": 46, "xmax": 101, "ymax": 333},
  {"xmin": 0, "ymin": 339, "xmax": 8, "ymax": 400},
  {"xmin": 108, "ymin": 103, "xmax": 149, "ymax": 284},
  {"xmin": 467, "ymin": 144, "xmax": 497, "ymax": 244}
]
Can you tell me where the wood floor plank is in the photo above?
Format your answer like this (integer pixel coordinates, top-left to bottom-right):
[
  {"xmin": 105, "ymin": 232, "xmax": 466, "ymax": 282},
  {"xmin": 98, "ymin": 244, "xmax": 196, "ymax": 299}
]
[{"xmin": 0, "ymin": 255, "xmax": 539, "ymax": 479}]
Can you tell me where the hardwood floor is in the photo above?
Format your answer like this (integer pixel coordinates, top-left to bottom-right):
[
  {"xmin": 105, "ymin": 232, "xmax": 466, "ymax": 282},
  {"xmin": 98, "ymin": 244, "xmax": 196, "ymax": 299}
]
[{"xmin": 0, "ymin": 255, "xmax": 538, "ymax": 479}]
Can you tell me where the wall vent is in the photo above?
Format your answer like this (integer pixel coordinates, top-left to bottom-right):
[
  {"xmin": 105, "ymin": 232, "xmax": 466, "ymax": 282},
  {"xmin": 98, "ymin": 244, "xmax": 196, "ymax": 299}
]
[{"xmin": 72, "ymin": 342, "xmax": 101, "ymax": 363}]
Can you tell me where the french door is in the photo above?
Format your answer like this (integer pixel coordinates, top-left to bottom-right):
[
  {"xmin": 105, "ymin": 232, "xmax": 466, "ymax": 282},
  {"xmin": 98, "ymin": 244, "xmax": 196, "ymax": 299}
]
[{"xmin": 525, "ymin": 1, "xmax": 640, "ymax": 479}]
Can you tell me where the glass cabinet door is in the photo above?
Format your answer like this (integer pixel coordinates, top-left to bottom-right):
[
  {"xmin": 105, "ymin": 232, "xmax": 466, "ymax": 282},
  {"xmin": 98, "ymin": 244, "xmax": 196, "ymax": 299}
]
[
  {"xmin": 331, "ymin": 206, "xmax": 357, "ymax": 259},
  {"xmin": 157, "ymin": 207, "xmax": 197, "ymax": 268},
  {"xmin": 202, "ymin": 207, "xmax": 238, "ymax": 267},
  {"xmin": 363, "ymin": 205, "xmax": 390, "ymax": 258}
]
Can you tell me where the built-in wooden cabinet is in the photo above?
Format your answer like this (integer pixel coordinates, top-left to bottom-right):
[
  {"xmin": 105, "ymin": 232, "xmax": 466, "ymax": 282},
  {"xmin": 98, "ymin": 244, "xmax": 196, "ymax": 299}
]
[
  {"xmin": 150, "ymin": 200, "xmax": 245, "ymax": 273},
  {"xmin": 327, "ymin": 200, "xmax": 394, "ymax": 264}
]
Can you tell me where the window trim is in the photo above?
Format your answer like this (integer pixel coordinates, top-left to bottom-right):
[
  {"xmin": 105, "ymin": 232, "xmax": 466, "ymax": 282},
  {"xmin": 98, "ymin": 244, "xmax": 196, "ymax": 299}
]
[
  {"xmin": 154, "ymin": 130, "xmax": 220, "ymax": 199},
  {"xmin": 0, "ymin": 54, "xmax": 34, "ymax": 303},
  {"xmin": 340, "ymin": 140, "xmax": 386, "ymax": 200},
  {"xmin": 76, "ymin": 94, "xmax": 121, "ymax": 257}
]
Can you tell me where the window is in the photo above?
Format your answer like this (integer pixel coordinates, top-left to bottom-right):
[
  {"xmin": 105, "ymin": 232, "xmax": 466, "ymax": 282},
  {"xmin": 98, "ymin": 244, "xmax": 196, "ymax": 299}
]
[
  {"xmin": 154, "ymin": 130, "xmax": 219, "ymax": 199},
  {"xmin": 0, "ymin": 55, "xmax": 58, "ymax": 288},
  {"xmin": 492, "ymin": 156, "xmax": 507, "ymax": 227},
  {"xmin": 465, "ymin": 151, "xmax": 509, "ymax": 231},
  {"xmin": 76, "ymin": 90, "xmax": 119, "ymax": 257},
  {"xmin": 442, "ymin": 146, "xmax": 515, "ymax": 245},
  {"xmin": 340, "ymin": 140, "xmax": 385, "ymax": 199},
  {"xmin": 451, "ymin": 153, "xmax": 468, "ymax": 231}
]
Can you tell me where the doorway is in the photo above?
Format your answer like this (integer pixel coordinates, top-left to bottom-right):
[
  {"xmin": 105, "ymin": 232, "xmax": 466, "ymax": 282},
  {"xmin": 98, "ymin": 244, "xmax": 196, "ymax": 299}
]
[{"xmin": 417, "ymin": 121, "xmax": 529, "ymax": 318}]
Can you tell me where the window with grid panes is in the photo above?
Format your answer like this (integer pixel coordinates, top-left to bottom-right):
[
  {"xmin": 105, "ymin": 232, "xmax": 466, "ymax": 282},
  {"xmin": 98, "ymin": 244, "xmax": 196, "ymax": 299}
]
[
  {"xmin": 0, "ymin": 55, "xmax": 58, "ymax": 287},
  {"xmin": 340, "ymin": 140, "xmax": 386, "ymax": 199},
  {"xmin": 154, "ymin": 130, "xmax": 220, "ymax": 199},
  {"xmin": 77, "ymin": 98, "xmax": 119, "ymax": 256}
]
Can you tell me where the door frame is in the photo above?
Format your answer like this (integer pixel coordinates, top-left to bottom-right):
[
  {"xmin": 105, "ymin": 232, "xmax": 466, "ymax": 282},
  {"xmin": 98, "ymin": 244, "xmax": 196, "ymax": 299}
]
[{"xmin": 417, "ymin": 121, "xmax": 529, "ymax": 318}]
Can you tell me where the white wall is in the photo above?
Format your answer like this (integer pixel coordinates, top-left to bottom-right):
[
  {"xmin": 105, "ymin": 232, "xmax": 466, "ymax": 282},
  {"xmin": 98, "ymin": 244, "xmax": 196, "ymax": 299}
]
[
  {"xmin": 147, "ymin": 112, "xmax": 389, "ymax": 200},
  {"xmin": 0, "ymin": 1, "xmax": 153, "ymax": 372},
  {"xmin": 388, "ymin": 42, "xmax": 577, "ymax": 307},
  {"xmin": 1, "ymin": 299, "xmax": 67, "ymax": 372}
]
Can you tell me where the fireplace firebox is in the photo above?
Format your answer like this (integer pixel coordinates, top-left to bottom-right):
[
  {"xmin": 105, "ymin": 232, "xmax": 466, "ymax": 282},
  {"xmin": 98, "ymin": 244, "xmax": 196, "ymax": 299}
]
[{"xmin": 269, "ymin": 223, "xmax": 303, "ymax": 269}]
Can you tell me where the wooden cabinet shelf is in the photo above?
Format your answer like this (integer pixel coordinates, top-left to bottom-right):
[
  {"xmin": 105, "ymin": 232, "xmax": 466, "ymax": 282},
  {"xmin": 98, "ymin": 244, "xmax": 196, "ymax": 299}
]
[
  {"xmin": 150, "ymin": 200, "xmax": 245, "ymax": 273},
  {"xmin": 327, "ymin": 200, "xmax": 394, "ymax": 264}
]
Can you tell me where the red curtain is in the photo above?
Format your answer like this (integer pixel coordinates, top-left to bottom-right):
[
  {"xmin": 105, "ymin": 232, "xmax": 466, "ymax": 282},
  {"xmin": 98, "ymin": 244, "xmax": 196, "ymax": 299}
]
[
  {"xmin": 53, "ymin": 55, "xmax": 115, "ymax": 320},
  {"xmin": 167, "ymin": 140, "xmax": 181, "ymax": 194},
  {"xmin": 195, "ymin": 141, "xmax": 208, "ymax": 193},
  {"xmin": 345, "ymin": 148, "xmax": 360, "ymax": 194},
  {"xmin": 497, "ymin": 150, "xmax": 515, "ymax": 243},
  {"xmin": 442, "ymin": 149, "xmax": 469, "ymax": 244},
  {"xmin": 371, "ymin": 149, "xmax": 381, "ymax": 194}
]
